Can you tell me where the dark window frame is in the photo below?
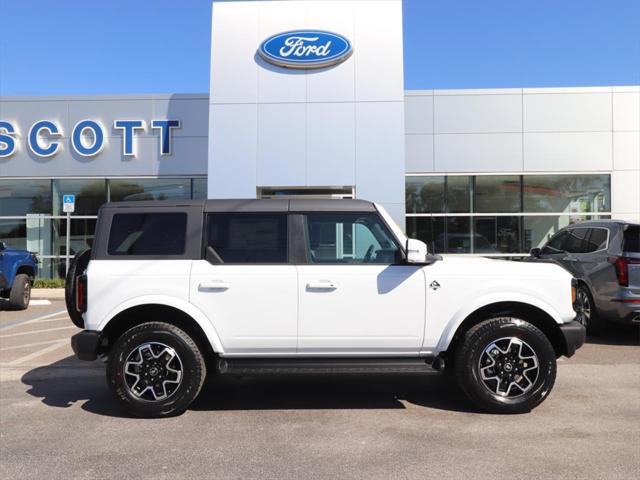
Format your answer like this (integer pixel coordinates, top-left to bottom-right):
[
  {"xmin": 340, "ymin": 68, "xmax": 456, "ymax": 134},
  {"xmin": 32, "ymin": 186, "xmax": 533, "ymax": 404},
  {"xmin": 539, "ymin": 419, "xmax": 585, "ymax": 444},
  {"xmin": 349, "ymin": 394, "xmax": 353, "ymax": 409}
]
[{"xmin": 92, "ymin": 206, "xmax": 202, "ymax": 261}]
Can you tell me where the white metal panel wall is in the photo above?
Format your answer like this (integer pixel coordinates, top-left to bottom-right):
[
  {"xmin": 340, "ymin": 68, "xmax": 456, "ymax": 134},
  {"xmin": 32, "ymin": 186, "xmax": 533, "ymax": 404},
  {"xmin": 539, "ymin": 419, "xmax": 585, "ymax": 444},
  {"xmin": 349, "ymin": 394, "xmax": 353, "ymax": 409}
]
[
  {"xmin": 208, "ymin": 0, "xmax": 406, "ymax": 226},
  {"xmin": 405, "ymin": 86, "xmax": 640, "ymax": 222}
]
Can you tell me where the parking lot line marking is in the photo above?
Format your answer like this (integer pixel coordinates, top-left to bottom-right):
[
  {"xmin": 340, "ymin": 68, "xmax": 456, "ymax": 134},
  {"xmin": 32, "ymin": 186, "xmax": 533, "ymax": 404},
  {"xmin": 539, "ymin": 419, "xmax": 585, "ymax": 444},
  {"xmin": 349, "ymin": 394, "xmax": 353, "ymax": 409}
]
[
  {"xmin": 0, "ymin": 309, "xmax": 67, "ymax": 332},
  {"xmin": 34, "ymin": 316, "xmax": 71, "ymax": 324},
  {"xmin": 7, "ymin": 340, "xmax": 69, "ymax": 366},
  {"xmin": 0, "ymin": 325, "xmax": 76, "ymax": 339},
  {"xmin": 29, "ymin": 299, "xmax": 52, "ymax": 306},
  {"xmin": 0, "ymin": 339, "xmax": 69, "ymax": 352}
]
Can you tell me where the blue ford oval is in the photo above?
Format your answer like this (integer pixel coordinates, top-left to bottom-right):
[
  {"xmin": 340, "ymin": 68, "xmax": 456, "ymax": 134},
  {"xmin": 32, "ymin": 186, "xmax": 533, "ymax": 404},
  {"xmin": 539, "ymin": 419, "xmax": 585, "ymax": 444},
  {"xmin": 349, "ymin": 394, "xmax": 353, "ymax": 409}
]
[{"xmin": 259, "ymin": 30, "xmax": 353, "ymax": 69}]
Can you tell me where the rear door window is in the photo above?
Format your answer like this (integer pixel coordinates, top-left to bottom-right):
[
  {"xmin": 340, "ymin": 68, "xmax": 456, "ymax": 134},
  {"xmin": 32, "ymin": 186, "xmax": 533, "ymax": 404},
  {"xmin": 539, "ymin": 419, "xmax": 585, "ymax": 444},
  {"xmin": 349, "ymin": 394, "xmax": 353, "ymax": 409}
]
[
  {"xmin": 206, "ymin": 214, "xmax": 288, "ymax": 263},
  {"xmin": 108, "ymin": 213, "xmax": 187, "ymax": 256},
  {"xmin": 623, "ymin": 226, "xmax": 640, "ymax": 253},
  {"xmin": 583, "ymin": 228, "xmax": 608, "ymax": 253}
]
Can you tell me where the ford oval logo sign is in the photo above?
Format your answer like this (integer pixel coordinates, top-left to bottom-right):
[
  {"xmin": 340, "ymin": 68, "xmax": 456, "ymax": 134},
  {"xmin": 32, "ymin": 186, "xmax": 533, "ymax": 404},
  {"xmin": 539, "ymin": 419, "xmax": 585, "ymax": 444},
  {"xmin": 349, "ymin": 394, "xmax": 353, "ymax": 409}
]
[{"xmin": 258, "ymin": 30, "xmax": 353, "ymax": 69}]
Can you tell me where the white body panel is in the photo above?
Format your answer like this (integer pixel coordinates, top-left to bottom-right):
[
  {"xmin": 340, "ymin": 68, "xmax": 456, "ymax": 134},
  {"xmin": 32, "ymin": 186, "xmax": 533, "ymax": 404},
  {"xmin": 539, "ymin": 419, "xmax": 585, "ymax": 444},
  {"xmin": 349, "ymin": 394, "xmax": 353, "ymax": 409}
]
[
  {"xmin": 297, "ymin": 265, "xmax": 426, "ymax": 354},
  {"xmin": 84, "ymin": 260, "xmax": 193, "ymax": 332},
  {"xmin": 420, "ymin": 256, "xmax": 575, "ymax": 354},
  {"xmin": 189, "ymin": 261, "xmax": 298, "ymax": 355}
]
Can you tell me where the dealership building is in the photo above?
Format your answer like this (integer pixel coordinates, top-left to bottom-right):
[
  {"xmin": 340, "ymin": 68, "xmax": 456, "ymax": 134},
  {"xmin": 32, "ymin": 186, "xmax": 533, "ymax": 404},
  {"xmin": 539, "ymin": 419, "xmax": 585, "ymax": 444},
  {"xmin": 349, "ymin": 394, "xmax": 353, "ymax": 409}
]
[{"xmin": 0, "ymin": 0, "xmax": 639, "ymax": 278}]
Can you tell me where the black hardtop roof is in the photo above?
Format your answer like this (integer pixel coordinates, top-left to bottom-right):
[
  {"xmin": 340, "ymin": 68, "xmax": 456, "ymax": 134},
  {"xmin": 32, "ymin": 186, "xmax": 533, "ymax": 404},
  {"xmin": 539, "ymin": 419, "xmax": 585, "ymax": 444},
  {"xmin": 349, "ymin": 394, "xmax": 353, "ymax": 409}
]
[{"xmin": 100, "ymin": 198, "xmax": 377, "ymax": 213}]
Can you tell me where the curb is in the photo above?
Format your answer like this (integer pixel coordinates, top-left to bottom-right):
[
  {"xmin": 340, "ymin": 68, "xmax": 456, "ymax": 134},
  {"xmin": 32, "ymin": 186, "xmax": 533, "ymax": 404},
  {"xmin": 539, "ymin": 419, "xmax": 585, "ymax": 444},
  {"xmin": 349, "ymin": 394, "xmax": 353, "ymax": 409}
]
[{"xmin": 31, "ymin": 288, "xmax": 65, "ymax": 300}]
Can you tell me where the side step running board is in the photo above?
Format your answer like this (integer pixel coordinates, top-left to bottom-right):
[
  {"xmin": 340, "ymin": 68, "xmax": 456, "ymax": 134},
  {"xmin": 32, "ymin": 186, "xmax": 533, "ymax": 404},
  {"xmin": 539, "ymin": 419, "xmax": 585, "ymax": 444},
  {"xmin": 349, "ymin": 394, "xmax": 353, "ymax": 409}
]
[{"xmin": 217, "ymin": 357, "xmax": 444, "ymax": 375}]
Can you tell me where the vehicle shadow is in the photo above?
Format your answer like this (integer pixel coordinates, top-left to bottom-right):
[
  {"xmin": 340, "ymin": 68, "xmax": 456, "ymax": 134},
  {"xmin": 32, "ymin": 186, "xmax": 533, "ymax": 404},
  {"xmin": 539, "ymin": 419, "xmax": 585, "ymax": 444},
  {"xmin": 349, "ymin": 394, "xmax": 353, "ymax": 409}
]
[
  {"xmin": 0, "ymin": 298, "xmax": 18, "ymax": 311},
  {"xmin": 192, "ymin": 373, "xmax": 480, "ymax": 413},
  {"xmin": 20, "ymin": 356, "xmax": 130, "ymax": 418},
  {"xmin": 22, "ymin": 356, "xmax": 482, "ymax": 416},
  {"xmin": 586, "ymin": 323, "xmax": 640, "ymax": 346}
]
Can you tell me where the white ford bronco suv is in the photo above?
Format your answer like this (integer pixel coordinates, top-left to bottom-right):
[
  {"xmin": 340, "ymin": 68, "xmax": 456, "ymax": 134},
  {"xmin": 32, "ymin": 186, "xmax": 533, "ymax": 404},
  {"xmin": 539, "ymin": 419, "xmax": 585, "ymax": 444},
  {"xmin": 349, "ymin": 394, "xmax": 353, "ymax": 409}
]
[{"xmin": 67, "ymin": 199, "xmax": 585, "ymax": 417}]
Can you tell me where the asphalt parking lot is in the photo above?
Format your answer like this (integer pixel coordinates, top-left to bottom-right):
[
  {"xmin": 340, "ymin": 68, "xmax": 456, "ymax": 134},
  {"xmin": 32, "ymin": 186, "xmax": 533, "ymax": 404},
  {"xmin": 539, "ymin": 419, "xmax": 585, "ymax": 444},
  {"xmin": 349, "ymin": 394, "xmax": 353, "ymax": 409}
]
[{"xmin": 1, "ymin": 301, "xmax": 639, "ymax": 480}]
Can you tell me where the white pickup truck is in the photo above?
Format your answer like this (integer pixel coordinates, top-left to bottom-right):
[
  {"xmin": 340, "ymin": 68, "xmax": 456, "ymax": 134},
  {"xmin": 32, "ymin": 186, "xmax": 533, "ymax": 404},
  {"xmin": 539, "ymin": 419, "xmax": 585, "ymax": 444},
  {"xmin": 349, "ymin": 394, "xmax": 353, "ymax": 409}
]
[{"xmin": 67, "ymin": 199, "xmax": 585, "ymax": 417}]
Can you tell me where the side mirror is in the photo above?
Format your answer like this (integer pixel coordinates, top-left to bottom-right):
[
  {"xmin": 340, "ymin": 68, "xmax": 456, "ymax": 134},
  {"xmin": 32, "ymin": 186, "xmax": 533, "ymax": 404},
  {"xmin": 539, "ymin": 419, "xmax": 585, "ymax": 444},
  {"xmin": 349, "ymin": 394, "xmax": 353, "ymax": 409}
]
[
  {"xmin": 0, "ymin": 241, "xmax": 5, "ymax": 251},
  {"xmin": 530, "ymin": 247, "xmax": 541, "ymax": 258},
  {"xmin": 406, "ymin": 238, "xmax": 428, "ymax": 264}
]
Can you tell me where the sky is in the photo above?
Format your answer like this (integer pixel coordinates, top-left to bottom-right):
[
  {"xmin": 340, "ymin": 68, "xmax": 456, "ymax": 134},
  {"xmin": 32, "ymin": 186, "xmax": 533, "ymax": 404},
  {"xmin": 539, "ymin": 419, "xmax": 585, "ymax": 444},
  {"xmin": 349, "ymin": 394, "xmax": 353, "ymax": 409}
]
[{"xmin": 0, "ymin": 0, "xmax": 638, "ymax": 96}]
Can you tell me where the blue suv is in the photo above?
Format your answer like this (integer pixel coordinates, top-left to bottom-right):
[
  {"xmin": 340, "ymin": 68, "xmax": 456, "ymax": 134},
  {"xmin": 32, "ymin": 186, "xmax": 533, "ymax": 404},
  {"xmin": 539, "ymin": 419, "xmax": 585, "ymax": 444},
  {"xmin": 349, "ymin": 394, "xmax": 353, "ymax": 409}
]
[{"xmin": 0, "ymin": 242, "xmax": 38, "ymax": 310}]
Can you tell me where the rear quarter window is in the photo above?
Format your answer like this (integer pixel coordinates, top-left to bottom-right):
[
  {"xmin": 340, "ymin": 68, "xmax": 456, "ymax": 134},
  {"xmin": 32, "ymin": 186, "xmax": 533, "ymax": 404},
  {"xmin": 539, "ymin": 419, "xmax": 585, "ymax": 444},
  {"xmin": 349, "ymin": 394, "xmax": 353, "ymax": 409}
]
[
  {"xmin": 108, "ymin": 213, "xmax": 187, "ymax": 256},
  {"xmin": 623, "ymin": 226, "xmax": 640, "ymax": 253}
]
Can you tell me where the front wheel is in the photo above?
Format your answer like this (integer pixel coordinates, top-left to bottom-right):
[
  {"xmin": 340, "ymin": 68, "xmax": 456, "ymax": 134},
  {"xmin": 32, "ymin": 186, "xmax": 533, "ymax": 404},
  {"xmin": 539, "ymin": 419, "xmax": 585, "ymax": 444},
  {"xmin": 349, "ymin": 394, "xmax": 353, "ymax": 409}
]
[
  {"xmin": 9, "ymin": 274, "xmax": 31, "ymax": 310},
  {"xmin": 454, "ymin": 317, "xmax": 557, "ymax": 414},
  {"xmin": 107, "ymin": 322, "xmax": 206, "ymax": 418}
]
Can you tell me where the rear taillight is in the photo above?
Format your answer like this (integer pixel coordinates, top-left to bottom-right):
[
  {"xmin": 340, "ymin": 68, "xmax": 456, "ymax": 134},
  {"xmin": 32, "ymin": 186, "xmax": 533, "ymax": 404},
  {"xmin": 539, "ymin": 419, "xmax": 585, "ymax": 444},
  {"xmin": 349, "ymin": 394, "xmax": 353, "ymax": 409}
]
[
  {"xmin": 608, "ymin": 256, "xmax": 640, "ymax": 287},
  {"xmin": 76, "ymin": 274, "xmax": 87, "ymax": 313}
]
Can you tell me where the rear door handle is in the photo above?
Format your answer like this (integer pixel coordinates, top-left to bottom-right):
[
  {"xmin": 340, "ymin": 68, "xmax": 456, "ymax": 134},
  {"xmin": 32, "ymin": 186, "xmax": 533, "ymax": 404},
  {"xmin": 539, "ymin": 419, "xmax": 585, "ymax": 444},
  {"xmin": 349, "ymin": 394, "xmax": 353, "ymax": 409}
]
[
  {"xmin": 306, "ymin": 280, "xmax": 338, "ymax": 290},
  {"xmin": 199, "ymin": 280, "xmax": 230, "ymax": 291}
]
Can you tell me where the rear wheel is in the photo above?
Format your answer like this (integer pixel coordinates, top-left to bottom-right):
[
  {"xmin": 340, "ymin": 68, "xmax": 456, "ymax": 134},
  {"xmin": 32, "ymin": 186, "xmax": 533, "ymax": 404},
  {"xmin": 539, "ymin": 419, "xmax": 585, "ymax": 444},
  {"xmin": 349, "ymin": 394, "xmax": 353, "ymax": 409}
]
[
  {"xmin": 107, "ymin": 322, "xmax": 206, "ymax": 418},
  {"xmin": 9, "ymin": 274, "xmax": 31, "ymax": 310},
  {"xmin": 575, "ymin": 285, "xmax": 605, "ymax": 335},
  {"xmin": 454, "ymin": 317, "xmax": 557, "ymax": 414}
]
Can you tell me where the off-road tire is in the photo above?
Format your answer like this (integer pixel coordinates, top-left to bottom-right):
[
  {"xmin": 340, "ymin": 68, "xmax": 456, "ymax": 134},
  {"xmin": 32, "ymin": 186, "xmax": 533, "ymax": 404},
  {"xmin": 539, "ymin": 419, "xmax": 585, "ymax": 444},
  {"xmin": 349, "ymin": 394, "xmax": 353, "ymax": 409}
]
[
  {"xmin": 576, "ymin": 285, "xmax": 606, "ymax": 336},
  {"xmin": 65, "ymin": 248, "xmax": 91, "ymax": 327},
  {"xmin": 9, "ymin": 274, "xmax": 31, "ymax": 310},
  {"xmin": 454, "ymin": 317, "xmax": 557, "ymax": 414},
  {"xmin": 107, "ymin": 322, "xmax": 206, "ymax": 418}
]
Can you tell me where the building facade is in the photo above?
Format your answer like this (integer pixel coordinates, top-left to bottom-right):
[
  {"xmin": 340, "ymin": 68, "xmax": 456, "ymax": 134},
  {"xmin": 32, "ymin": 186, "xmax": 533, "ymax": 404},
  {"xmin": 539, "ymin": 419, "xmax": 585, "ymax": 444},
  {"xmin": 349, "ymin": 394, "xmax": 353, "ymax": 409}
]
[{"xmin": 0, "ymin": 0, "xmax": 638, "ymax": 278}]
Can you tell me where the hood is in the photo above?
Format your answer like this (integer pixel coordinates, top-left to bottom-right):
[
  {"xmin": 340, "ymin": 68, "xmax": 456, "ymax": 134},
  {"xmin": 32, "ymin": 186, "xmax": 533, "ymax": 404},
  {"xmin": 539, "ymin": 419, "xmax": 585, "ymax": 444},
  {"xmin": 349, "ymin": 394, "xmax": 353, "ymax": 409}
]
[{"xmin": 434, "ymin": 254, "xmax": 572, "ymax": 279}]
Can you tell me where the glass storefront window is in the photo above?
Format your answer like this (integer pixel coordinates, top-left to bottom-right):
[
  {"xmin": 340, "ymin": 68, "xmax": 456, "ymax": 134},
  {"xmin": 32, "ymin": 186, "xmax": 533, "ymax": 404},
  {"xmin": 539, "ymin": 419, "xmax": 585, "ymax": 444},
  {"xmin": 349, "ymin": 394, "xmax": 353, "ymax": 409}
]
[
  {"xmin": 446, "ymin": 176, "xmax": 471, "ymax": 213},
  {"xmin": 523, "ymin": 175, "xmax": 611, "ymax": 213},
  {"xmin": 443, "ymin": 217, "xmax": 471, "ymax": 253},
  {"xmin": 406, "ymin": 216, "xmax": 445, "ymax": 254},
  {"xmin": 406, "ymin": 216, "xmax": 472, "ymax": 254},
  {"xmin": 38, "ymin": 258, "xmax": 67, "ymax": 280},
  {"xmin": 192, "ymin": 178, "xmax": 208, "ymax": 200},
  {"xmin": 474, "ymin": 216, "xmax": 521, "ymax": 253},
  {"xmin": 522, "ymin": 214, "xmax": 610, "ymax": 251},
  {"xmin": 109, "ymin": 178, "xmax": 191, "ymax": 202},
  {"xmin": 0, "ymin": 180, "xmax": 52, "ymax": 216},
  {"xmin": 474, "ymin": 176, "xmax": 521, "ymax": 213},
  {"xmin": 0, "ymin": 219, "xmax": 26, "ymax": 249},
  {"xmin": 52, "ymin": 218, "xmax": 97, "ymax": 258},
  {"xmin": 53, "ymin": 179, "xmax": 106, "ymax": 215},
  {"xmin": 405, "ymin": 176, "xmax": 445, "ymax": 213}
]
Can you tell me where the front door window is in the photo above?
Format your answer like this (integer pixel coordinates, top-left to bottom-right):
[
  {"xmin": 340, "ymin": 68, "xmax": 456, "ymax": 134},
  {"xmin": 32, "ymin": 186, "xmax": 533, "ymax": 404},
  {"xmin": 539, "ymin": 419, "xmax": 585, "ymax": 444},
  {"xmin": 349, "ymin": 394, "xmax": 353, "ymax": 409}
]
[{"xmin": 304, "ymin": 213, "xmax": 400, "ymax": 264}]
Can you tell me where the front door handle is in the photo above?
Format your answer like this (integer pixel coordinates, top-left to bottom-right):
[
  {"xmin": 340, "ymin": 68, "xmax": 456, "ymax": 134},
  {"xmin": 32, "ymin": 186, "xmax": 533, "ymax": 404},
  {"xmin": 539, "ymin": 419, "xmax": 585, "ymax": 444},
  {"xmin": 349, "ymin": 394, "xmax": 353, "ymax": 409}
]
[
  {"xmin": 306, "ymin": 280, "xmax": 338, "ymax": 290},
  {"xmin": 199, "ymin": 280, "xmax": 230, "ymax": 291}
]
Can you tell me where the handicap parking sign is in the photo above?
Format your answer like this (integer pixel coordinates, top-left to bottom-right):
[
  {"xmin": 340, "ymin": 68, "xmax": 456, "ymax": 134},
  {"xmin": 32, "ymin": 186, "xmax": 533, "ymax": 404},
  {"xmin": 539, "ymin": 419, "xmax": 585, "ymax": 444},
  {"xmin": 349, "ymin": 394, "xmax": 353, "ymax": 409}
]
[{"xmin": 63, "ymin": 194, "xmax": 75, "ymax": 213}]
